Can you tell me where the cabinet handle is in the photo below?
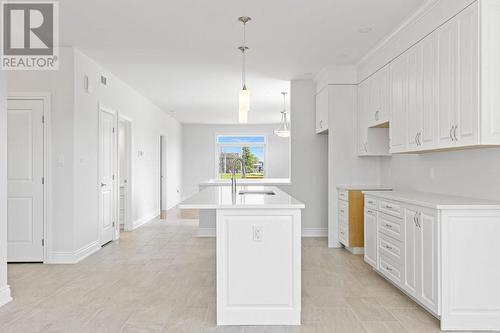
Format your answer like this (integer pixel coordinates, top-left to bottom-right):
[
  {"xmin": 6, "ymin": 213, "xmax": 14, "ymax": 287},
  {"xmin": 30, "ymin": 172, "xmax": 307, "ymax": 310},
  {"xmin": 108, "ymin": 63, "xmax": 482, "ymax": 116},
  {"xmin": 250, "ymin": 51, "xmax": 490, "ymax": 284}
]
[
  {"xmin": 364, "ymin": 142, "xmax": 368, "ymax": 152},
  {"xmin": 375, "ymin": 110, "xmax": 380, "ymax": 121},
  {"xmin": 417, "ymin": 132, "xmax": 422, "ymax": 146},
  {"xmin": 453, "ymin": 125, "xmax": 458, "ymax": 142},
  {"xmin": 385, "ymin": 223, "xmax": 393, "ymax": 229},
  {"xmin": 385, "ymin": 204, "xmax": 393, "ymax": 209},
  {"xmin": 386, "ymin": 266, "xmax": 393, "ymax": 272},
  {"xmin": 385, "ymin": 245, "xmax": 393, "ymax": 250},
  {"xmin": 450, "ymin": 126, "xmax": 455, "ymax": 141},
  {"xmin": 340, "ymin": 209, "xmax": 345, "ymax": 213},
  {"xmin": 320, "ymin": 120, "xmax": 323, "ymax": 129},
  {"xmin": 415, "ymin": 133, "xmax": 418, "ymax": 145},
  {"xmin": 367, "ymin": 210, "xmax": 374, "ymax": 214},
  {"xmin": 368, "ymin": 200, "xmax": 374, "ymax": 204}
]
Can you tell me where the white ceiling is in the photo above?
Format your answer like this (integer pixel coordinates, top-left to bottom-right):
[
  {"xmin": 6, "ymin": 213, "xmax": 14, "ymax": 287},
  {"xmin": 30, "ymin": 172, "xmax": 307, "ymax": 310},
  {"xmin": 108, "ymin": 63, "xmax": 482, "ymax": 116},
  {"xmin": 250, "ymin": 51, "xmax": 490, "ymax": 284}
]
[{"xmin": 60, "ymin": 0, "xmax": 424, "ymax": 124}]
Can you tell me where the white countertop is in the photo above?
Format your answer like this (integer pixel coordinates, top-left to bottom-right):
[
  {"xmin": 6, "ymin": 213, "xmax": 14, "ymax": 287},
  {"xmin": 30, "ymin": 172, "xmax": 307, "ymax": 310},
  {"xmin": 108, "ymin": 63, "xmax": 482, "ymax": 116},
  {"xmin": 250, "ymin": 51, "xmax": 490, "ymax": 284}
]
[
  {"xmin": 179, "ymin": 186, "xmax": 305, "ymax": 209},
  {"xmin": 337, "ymin": 184, "xmax": 392, "ymax": 191},
  {"xmin": 200, "ymin": 178, "xmax": 291, "ymax": 186},
  {"xmin": 364, "ymin": 190, "xmax": 500, "ymax": 210}
]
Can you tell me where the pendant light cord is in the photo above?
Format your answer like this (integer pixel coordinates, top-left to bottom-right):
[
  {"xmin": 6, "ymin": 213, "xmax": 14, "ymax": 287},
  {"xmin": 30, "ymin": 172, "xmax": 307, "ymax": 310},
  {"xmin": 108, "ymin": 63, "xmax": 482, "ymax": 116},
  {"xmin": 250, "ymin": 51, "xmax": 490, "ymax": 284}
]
[{"xmin": 241, "ymin": 21, "xmax": 247, "ymax": 90}]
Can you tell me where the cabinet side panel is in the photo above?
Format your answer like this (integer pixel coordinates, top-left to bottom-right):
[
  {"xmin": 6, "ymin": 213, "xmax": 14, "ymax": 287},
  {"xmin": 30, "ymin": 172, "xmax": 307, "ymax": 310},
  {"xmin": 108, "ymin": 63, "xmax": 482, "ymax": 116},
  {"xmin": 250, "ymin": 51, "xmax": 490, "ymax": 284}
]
[
  {"xmin": 441, "ymin": 210, "xmax": 500, "ymax": 330},
  {"xmin": 348, "ymin": 191, "xmax": 364, "ymax": 247}
]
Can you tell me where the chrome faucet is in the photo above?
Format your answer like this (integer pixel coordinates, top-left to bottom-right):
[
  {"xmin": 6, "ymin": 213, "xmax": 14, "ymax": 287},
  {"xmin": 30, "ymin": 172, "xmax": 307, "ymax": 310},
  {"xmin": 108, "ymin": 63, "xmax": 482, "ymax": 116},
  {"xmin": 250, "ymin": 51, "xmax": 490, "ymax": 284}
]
[{"xmin": 231, "ymin": 157, "xmax": 246, "ymax": 195}]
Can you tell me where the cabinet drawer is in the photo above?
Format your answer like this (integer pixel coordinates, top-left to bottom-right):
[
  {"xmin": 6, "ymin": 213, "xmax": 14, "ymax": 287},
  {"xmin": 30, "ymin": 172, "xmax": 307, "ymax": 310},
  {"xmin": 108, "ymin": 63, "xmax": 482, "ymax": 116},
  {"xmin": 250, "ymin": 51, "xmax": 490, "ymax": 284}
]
[
  {"xmin": 379, "ymin": 233, "xmax": 403, "ymax": 265},
  {"xmin": 338, "ymin": 200, "xmax": 348, "ymax": 216},
  {"xmin": 338, "ymin": 189, "xmax": 349, "ymax": 202},
  {"xmin": 379, "ymin": 199, "xmax": 402, "ymax": 218},
  {"xmin": 379, "ymin": 255, "xmax": 403, "ymax": 285},
  {"xmin": 365, "ymin": 196, "xmax": 378, "ymax": 210},
  {"xmin": 378, "ymin": 212, "xmax": 404, "ymax": 241}
]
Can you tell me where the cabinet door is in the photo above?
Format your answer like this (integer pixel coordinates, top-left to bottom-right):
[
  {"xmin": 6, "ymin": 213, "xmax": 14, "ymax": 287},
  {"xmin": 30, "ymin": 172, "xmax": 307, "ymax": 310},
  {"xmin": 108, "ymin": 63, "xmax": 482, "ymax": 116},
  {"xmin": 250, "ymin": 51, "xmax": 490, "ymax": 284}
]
[
  {"xmin": 357, "ymin": 82, "xmax": 368, "ymax": 154},
  {"xmin": 421, "ymin": 33, "xmax": 439, "ymax": 149},
  {"xmin": 369, "ymin": 74, "xmax": 380, "ymax": 124},
  {"xmin": 316, "ymin": 87, "xmax": 328, "ymax": 133},
  {"xmin": 404, "ymin": 207, "xmax": 421, "ymax": 297},
  {"xmin": 378, "ymin": 65, "xmax": 391, "ymax": 123},
  {"xmin": 419, "ymin": 210, "xmax": 439, "ymax": 314},
  {"xmin": 389, "ymin": 53, "xmax": 407, "ymax": 153},
  {"xmin": 364, "ymin": 209, "xmax": 378, "ymax": 268},
  {"xmin": 437, "ymin": 19, "xmax": 457, "ymax": 148},
  {"xmin": 456, "ymin": 3, "xmax": 479, "ymax": 146},
  {"xmin": 406, "ymin": 45, "xmax": 423, "ymax": 150}
]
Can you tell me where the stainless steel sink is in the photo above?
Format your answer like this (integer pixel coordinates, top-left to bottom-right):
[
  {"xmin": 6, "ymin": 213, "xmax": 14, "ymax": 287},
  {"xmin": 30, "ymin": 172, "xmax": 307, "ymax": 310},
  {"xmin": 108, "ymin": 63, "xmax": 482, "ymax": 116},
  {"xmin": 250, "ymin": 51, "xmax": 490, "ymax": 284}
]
[{"xmin": 238, "ymin": 190, "xmax": 276, "ymax": 195}]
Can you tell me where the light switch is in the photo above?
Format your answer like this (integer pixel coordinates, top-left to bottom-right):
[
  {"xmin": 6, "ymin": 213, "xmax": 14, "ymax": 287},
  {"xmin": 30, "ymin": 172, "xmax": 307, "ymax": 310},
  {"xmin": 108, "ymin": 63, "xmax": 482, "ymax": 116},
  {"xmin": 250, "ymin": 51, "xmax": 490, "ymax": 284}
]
[{"xmin": 253, "ymin": 226, "xmax": 263, "ymax": 242}]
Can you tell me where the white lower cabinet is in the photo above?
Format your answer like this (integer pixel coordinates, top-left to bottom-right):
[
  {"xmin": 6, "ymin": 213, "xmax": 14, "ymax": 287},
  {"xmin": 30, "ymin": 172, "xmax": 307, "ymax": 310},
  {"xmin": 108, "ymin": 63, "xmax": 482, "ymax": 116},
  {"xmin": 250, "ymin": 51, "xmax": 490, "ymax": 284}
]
[{"xmin": 364, "ymin": 191, "xmax": 500, "ymax": 331}]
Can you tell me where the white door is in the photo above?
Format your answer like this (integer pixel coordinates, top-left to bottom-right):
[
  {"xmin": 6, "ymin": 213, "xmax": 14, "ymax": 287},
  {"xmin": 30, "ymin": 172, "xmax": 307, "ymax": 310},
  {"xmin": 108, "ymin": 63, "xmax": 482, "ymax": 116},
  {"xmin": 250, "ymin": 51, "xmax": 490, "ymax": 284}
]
[
  {"xmin": 7, "ymin": 99, "xmax": 44, "ymax": 262},
  {"xmin": 364, "ymin": 209, "xmax": 377, "ymax": 268},
  {"xmin": 99, "ymin": 108, "xmax": 116, "ymax": 245},
  {"xmin": 160, "ymin": 135, "xmax": 167, "ymax": 211}
]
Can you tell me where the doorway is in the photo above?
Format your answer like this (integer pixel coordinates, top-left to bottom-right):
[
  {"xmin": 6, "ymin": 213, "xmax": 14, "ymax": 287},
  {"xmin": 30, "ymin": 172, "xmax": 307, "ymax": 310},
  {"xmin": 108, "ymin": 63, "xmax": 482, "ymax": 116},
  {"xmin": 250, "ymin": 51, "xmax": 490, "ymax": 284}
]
[
  {"xmin": 118, "ymin": 117, "xmax": 132, "ymax": 232},
  {"xmin": 98, "ymin": 105, "xmax": 117, "ymax": 246},
  {"xmin": 6, "ymin": 97, "xmax": 48, "ymax": 262},
  {"xmin": 159, "ymin": 135, "xmax": 167, "ymax": 218}
]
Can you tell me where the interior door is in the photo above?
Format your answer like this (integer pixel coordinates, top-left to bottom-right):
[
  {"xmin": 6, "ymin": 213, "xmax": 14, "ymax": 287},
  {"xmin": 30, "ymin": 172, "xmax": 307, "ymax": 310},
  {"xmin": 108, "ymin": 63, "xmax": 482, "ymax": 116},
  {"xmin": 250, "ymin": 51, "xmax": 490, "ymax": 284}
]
[
  {"xmin": 99, "ymin": 107, "xmax": 116, "ymax": 245},
  {"xmin": 7, "ymin": 99, "xmax": 44, "ymax": 262}
]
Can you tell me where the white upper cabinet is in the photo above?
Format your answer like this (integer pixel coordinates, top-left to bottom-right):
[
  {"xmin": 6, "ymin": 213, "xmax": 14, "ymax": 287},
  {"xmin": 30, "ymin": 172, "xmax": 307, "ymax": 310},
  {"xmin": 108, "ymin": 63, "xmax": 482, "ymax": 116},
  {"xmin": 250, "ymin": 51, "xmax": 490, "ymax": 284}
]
[
  {"xmin": 384, "ymin": 1, "xmax": 500, "ymax": 153},
  {"xmin": 358, "ymin": 71, "xmax": 391, "ymax": 156},
  {"xmin": 315, "ymin": 87, "xmax": 329, "ymax": 134}
]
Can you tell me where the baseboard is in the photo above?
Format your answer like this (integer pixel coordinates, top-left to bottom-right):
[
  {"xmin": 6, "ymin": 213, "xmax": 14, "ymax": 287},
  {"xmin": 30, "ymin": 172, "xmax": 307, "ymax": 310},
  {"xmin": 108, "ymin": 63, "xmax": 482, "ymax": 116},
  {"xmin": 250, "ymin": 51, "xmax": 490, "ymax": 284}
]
[
  {"xmin": 301, "ymin": 228, "xmax": 328, "ymax": 237},
  {"xmin": 131, "ymin": 211, "xmax": 158, "ymax": 230},
  {"xmin": 47, "ymin": 240, "xmax": 100, "ymax": 264},
  {"xmin": 0, "ymin": 285, "xmax": 12, "ymax": 307},
  {"xmin": 197, "ymin": 227, "xmax": 328, "ymax": 238},
  {"xmin": 198, "ymin": 227, "xmax": 216, "ymax": 237}
]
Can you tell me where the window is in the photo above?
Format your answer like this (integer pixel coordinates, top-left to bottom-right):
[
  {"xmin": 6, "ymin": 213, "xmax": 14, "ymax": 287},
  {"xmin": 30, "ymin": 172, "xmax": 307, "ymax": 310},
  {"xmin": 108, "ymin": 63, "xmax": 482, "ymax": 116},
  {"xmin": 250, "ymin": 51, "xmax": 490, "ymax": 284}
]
[{"xmin": 216, "ymin": 135, "xmax": 266, "ymax": 179}]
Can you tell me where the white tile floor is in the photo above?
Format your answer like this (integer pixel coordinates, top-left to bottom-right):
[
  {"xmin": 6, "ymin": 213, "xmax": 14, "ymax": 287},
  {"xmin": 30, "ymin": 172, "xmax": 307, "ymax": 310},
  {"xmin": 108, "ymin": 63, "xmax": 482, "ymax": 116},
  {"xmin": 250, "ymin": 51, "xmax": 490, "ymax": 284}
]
[{"xmin": 0, "ymin": 210, "xmax": 451, "ymax": 332}]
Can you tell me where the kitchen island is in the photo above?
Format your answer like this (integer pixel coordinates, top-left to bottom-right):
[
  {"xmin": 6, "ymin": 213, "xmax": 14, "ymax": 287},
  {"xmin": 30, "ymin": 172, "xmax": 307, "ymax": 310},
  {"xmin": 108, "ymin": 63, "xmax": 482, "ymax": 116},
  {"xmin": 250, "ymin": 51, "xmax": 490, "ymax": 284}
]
[{"xmin": 179, "ymin": 185, "xmax": 304, "ymax": 326}]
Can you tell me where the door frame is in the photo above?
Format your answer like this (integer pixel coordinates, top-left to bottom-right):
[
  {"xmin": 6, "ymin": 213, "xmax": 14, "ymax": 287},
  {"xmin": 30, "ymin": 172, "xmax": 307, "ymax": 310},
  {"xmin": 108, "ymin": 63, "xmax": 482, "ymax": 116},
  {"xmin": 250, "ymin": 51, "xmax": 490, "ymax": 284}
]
[
  {"xmin": 97, "ymin": 104, "xmax": 118, "ymax": 245},
  {"xmin": 118, "ymin": 115, "xmax": 133, "ymax": 232},
  {"xmin": 159, "ymin": 135, "xmax": 167, "ymax": 213},
  {"xmin": 7, "ymin": 92, "xmax": 51, "ymax": 263}
]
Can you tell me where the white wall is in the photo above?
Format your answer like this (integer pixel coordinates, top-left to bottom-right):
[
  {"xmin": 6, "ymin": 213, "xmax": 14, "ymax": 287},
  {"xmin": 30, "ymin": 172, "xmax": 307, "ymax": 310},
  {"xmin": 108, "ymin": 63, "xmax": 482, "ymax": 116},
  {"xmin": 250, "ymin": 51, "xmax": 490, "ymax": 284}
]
[
  {"xmin": 5, "ymin": 47, "xmax": 183, "ymax": 263},
  {"xmin": 286, "ymin": 80, "xmax": 328, "ymax": 235},
  {"xmin": 0, "ymin": 72, "xmax": 12, "ymax": 306},
  {"xmin": 73, "ymin": 49, "xmax": 183, "ymax": 248},
  {"xmin": 328, "ymin": 85, "xmax": 381, "ymax": 247},
  {"xmin": 182, "ymin": 124, "xmax": 290, "ymax": 198},
  {"xmin": 7, "ymin": 48, "xmax": 75, "ymax": 253},
  {"xmin": 380, "ymin": 149, "xmax": 500, "ymax": 201}
]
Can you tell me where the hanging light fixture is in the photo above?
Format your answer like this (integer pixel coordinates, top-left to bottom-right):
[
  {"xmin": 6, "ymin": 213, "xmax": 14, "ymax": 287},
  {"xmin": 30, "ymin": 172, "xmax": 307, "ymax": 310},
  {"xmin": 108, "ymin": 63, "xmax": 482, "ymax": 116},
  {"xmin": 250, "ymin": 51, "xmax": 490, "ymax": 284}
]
[
  {"xmin": 238, "ymin": 16, "xmax": 251, "ymax": 123},
  {"xmin": 274, "ymin": 92, "xmax": 290, "ymax": 137}
]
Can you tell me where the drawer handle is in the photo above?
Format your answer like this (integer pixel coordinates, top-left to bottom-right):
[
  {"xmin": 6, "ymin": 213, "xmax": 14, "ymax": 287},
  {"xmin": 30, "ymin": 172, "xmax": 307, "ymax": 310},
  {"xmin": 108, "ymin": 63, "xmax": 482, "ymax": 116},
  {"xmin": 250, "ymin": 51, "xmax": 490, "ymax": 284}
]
[
  {"xmin": 385, "ymin": 223, "xmax": 393, "ymax": 229},
  {"xmin": 386, "ymin": 266, "xmax": 393, "ymax": 272},
  {"xmin": 368, "ymin": 201, "xmax": 374, "ymax": 204},
  {"xmin": 367, "ymin": 210, "xmax": 374, "ymax": 214},
  {"xmin": 385, "ymin": 245, "xmax": 393, "ymax": 250},
  {"xmin": 385, "ymin": 204, "xmax": 393, "ymax": 209},
  {"xmin": 340, "ymin": 209, "xmax": 345, "ymax": 213}
]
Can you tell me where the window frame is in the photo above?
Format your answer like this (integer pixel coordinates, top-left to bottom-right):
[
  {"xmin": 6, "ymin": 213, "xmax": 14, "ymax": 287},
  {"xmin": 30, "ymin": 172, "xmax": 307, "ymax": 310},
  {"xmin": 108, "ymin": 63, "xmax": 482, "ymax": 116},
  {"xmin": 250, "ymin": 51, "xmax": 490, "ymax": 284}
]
[{"xmin": 214, "ymin": 133, "xmax": 268, "ymax": 179}]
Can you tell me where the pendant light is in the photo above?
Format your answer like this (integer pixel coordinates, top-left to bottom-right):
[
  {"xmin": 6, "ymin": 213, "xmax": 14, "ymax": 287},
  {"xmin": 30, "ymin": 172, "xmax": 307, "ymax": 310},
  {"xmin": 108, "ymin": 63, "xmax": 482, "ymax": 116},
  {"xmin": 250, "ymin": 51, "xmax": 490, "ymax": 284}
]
[
  {"xmin": 274, "ymin": 92, "xmax": 290, "ymax": 137},
  {"xmin": 238, "ymin": 16, "xmax": 251, "ymax": 123}
]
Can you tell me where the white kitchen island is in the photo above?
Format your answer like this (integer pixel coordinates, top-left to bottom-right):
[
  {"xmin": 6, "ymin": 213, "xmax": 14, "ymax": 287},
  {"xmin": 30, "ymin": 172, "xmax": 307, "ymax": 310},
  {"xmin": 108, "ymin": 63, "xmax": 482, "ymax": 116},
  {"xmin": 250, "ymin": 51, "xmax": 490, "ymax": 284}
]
[{"xmin": 179, "ymin": 186, "xmax": 304, "ymax": 326}]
